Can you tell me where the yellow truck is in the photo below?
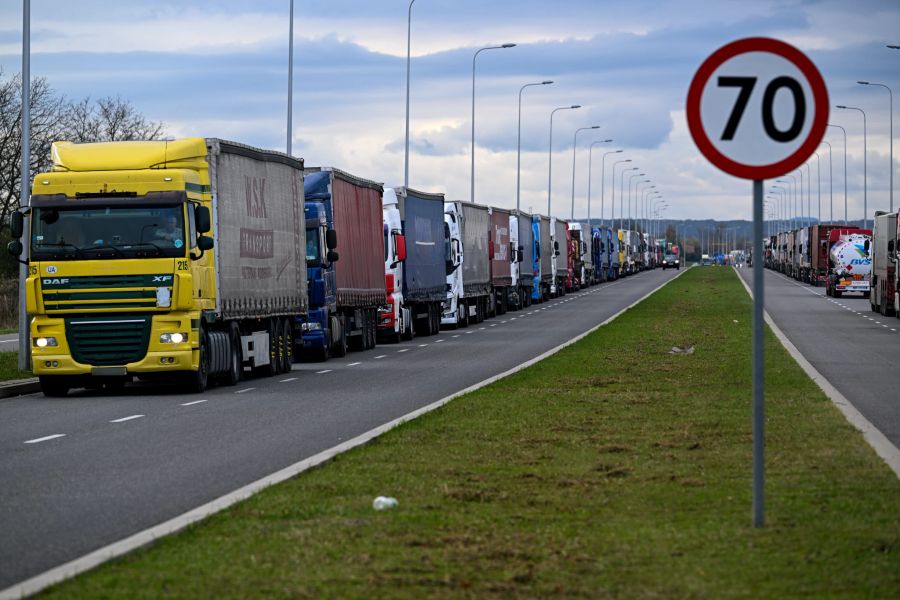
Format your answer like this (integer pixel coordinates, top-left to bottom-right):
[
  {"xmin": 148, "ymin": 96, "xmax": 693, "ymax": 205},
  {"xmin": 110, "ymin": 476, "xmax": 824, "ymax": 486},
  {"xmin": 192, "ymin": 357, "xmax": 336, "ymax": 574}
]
[{"xmin": 8, "ymin": 138, "xmax": 307, "ymax": 396}]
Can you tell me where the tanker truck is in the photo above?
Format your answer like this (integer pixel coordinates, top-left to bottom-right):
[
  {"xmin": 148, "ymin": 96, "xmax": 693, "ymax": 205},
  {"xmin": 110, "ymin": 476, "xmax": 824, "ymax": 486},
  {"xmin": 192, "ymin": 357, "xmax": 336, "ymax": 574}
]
[{"xmin": 825, "ymin": 228, "xmax": 872, "ymax": 299}]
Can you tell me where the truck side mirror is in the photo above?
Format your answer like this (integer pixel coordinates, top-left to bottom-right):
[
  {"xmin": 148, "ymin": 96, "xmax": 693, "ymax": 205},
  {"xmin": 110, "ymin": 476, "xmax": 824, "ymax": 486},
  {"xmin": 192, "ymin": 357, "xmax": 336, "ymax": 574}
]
[
  {"xmin": 864, "ymin": 239, "xmax": 870, "ymax": 253},
  {"xmin": 889, "ymin": 240, "xmax": 895, "ymax": 254},
  {"xmin": 7, "ymin": 240, "xmax": 22, "ymax": 257},
  {"xmin": 327, "ymin": 250, "xmax": 339, "ymax": 263},
  {"xmin": 9, "ymin": 211, "xmax": 23, "ymax": 238},
  {"xmin": 195, "ymin": 205, "xmax": 211, "ymax": 233},
  {"xmin": 554, "ymin": 241, "xmax": 559, "ymax": 252},
  {"xmin": 326, "ymin": 229, "xmax": 338, "ymax": 250},
  {"xmin": 517, "ymin": 249, "xmax": 524, "ymax": 263},
  {"xmin": 198, "ymin": 236, "xmax": 214, "ymax": 251},
  {"xmin": 395, "ymin": 233, "xmax": 407, "ymax": 262}
]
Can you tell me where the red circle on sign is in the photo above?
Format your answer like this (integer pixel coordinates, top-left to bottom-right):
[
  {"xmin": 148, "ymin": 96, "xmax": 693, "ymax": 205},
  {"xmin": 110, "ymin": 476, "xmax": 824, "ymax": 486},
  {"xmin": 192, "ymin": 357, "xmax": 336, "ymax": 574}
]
[{"xmin": 686, "ymin": 37, "xmax": 829, "ymax": 180}]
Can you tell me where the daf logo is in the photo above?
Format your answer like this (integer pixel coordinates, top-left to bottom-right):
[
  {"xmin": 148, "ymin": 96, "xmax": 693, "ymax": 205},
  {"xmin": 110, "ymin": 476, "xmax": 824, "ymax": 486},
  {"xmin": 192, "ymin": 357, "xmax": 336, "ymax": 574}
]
[
  {"xmin": 43, "ymin": 278, "xmax": 69, "ymax": 285},
  {"xmin": 152, "ymin": 275, "xmax": 173, "ymax": 283}
]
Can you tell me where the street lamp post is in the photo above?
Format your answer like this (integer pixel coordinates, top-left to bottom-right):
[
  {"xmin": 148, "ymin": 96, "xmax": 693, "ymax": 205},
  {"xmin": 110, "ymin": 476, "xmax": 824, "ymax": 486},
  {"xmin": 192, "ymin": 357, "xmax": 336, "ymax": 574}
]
[
  {"xmin": 858, "ymin": 81, "xmax": 893, "ymax": 211},
  {"xmin": 570, "ymin": 125, "xmax": 600, "ymax": 219},
  {"xmin": 627, "ymin": 172, "xmax": 645, "ymax": 231},
  {"xmin": 620, "ymin": 167, "xmax": 639, "ymax": 230},
  {"xmin": 820, "ymin": 140, "xmax": 833, "ymax": 222},
  {"xmin": 776, "ymin": 177, "xmax": 796, "ymax": 229},
  {"xmin": 641, "ymin": 185, "xmax": 657, "ymax": 234},
  {"xmin": 471, "ymin": 43, "xmax": 516, "ymax": 204},
  {"xmin": 837, "ymin": 105, "xmax": 867, "ymax": 228},
  {"xmin": 828, "ymin": 123, "xmax": 849, "ymax": 224},
  {"xmin": 634, "ymin": 179, "xmax": 651, "ymax": 231},
  {"xmin": 813, "ymin": 152, "xmax": 821, "ymax": 223},
  {"xmin": 610, "ymin": 159, "xmax": 632, "ymax": 229},
  {"xmin": 600, "ymin": 151, "xmax": 623, "ymax": 228},
  {"xmin": 516, "ymin": 80, "xmax": 553, "ymax": 212},
  {"xmin": 586, "ymin": 141, "xmax": 614, "ymax": 231},
  {"xmin": 287, "ymin": 0, "xmax": 294, "ymax": 155},
  {"xmin": 403, "ymin": 0, "xmax": 415, "ymax": 186},
  {"xmin": 803, "ymin": 162, "xmax": 811, "ymax": 226},
  {"xmin": 547, "ymin": 105, "xmax": 581, "ymax": 215}
]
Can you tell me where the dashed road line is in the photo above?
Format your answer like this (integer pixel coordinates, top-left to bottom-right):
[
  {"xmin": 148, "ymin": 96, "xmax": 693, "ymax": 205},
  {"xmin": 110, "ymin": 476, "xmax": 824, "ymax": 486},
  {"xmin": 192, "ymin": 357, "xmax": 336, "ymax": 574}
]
[
  {"xmin": 235, "ymin": 387, "xmax": 256, "ymax": 394},
  {"xmin": 180, "ymin": 399, "xmax": 208, "ymax": 406},
  {"xmin": 280, "ymin": 377, "xmax": 298, "ymax": 382},
  {"xmin": 374, "ymin": 355, "xmax": 387, "ymax": 359},
  {"xmin": 110, "ymin": 414, "xmax": 144, "ymax": 423},
  {"xmin": 24, "ymin": 434, "xmax": 65, "ymax": 445},
  {"xmin": 347, "ymin": 362, "xmax": 362, "ymax": 366},
  {"xmin": 397, "ymin": 349, "xmax": 409, "ymax": 353},
  {"xmin": 316, "ymin": 369, "xmax": 332, "ymax": 374}
]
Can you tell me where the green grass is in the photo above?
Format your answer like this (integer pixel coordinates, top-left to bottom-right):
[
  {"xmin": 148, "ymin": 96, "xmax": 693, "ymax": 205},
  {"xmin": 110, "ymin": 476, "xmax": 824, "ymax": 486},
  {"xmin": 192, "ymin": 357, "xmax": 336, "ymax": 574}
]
[
  {"xmin": 0, "ymin": 351, "xmax": 34, "ymax": 382},
  {"xmin": 40, "ymin": 268, "xmax": 900, "ymax": 598}
]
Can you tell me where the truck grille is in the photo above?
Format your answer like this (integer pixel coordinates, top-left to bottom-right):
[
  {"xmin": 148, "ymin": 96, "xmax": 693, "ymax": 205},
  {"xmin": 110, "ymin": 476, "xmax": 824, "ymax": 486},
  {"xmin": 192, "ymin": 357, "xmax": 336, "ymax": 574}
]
[
  {"xmin": 65, "ymin": 316, "xmax": 151, "ymax": 366},
  {"xmin": 41, "ymin": 274, "xmax": 173, "ymax": 312}
]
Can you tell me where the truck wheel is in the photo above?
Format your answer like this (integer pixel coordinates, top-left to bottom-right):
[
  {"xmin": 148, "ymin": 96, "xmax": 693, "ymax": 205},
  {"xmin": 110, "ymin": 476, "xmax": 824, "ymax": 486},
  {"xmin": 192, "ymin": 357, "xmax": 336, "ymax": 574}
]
[
  {"xmin": 369, "ymin": 309, "xmax": 378, "ymax": 349},
  {"xmin": 189, "ymin": 329, "xmax": 210, "ymax": 393},
  {"xmin": 332, "ymin": 316, "xmax": 348, "ymax": 356},
  {"xmin": 223, "ymin": 323, "xmax": 242, "ymax": 386},
  {"xmin": 280, "ymin": 318, "xmax": 294, "ymax": 373},
  {"xmin": 39, "ymin": 376, "xmax": 70, "ymax": 398}
]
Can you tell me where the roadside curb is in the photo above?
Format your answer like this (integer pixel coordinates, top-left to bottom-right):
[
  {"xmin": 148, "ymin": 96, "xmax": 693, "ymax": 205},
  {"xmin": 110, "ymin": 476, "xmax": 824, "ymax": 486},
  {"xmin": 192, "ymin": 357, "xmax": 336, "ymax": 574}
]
[
  {"xmin": 0, "ymin": 379, "xmax": 40, "ymax": 399},
  {"xmin": 733, "ymin": 266, "xmax": 900, "ymax": 479},
  {"xmin": 0, "ymin": 269, "xmax": 686, "ymax": 600}
]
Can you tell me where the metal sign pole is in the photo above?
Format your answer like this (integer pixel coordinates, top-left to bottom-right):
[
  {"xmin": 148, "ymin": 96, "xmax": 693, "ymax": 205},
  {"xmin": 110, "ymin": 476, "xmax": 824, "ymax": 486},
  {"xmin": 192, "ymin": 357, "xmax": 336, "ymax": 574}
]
[
  {"xmin": 752, "ymin": 179, "xmax": 765, "ymax": 528},
  {"xmin": 18, "ymin": 0, "xmax": 31, "ymax": 372}
]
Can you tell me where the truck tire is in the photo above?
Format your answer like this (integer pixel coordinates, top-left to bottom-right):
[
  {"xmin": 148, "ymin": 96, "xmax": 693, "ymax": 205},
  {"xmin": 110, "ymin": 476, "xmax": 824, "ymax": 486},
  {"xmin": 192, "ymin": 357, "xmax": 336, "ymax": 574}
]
[
  {"xmin": 189, "ymin": 328, "xmax": 210, "ymax": 393},
  {"xmin": 280, "ymin": 318, "xmax": 294, "ymax": 373},
  {"xmin": 223, "ymin": 323, "xmax": 242, "ymax": 386},
  {"xmin": 39, "ymin": 376, "xmax": 70, "ymax": 398},
  {"xmin": 332, "ymin": 315, "xmax": 348, "ymax": 356}
]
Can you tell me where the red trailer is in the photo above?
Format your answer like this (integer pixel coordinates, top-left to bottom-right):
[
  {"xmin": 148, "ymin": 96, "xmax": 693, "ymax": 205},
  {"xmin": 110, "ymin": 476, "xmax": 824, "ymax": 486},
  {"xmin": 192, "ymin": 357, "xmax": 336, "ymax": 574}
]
[{"xmin": 489, "ymin": 206, "xmax": 512, "ymax": 315}]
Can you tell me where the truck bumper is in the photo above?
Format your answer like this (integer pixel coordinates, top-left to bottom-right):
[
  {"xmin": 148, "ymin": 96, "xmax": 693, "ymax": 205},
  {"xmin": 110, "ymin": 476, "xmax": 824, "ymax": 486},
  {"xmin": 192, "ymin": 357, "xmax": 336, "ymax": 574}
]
[{"xmin": 32, "ymin": 350, "xmax": 195, "ymax": 376}]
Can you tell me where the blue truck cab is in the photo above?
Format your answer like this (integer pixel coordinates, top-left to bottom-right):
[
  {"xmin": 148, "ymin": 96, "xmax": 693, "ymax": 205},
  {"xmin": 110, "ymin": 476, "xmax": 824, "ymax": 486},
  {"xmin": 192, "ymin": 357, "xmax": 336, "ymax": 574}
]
[
  {"xmin": 531, "ymin": 215, "xmax": 542, "ymax": 302},
  {"xmin": 298, "ymin": 199, "xmax": 340, "ymax": 356}
]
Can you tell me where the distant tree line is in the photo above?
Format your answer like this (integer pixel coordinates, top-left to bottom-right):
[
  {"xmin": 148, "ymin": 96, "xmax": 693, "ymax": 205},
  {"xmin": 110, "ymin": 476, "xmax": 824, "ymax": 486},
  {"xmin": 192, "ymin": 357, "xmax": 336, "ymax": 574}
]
[{"xmin": 0, "ymin": 70, "xmax": 165, "ymax": 227}]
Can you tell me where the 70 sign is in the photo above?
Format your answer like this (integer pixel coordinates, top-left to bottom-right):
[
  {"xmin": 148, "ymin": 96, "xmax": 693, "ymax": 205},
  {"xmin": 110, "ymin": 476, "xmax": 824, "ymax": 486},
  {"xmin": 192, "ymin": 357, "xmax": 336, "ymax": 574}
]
[{"xmin": 687, "ymin": 37, "xmax": 828, "ymax": 181}]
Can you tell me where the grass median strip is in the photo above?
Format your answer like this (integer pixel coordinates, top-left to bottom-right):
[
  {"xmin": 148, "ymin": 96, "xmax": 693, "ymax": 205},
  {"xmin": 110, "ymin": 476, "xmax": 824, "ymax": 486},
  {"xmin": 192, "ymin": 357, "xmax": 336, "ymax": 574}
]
[
  {"xmin": 0, "ymin": 351, "xmax": 34, "ymax": 382},
  {"xmin": 42, "ymin": 267, "xmax": 899, "ymax": 597}
]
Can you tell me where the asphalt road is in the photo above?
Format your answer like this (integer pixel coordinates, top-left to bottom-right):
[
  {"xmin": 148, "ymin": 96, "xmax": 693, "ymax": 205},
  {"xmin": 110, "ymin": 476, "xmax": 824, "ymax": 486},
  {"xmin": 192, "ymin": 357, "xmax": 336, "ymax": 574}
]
[
  {"xmin": 737, "ymin": 266, "xmax": 900, "ymax": 447},
  {"xmin": 0, "ymin": 333, "xmax": 19, "ymax": 350},
  {"xmin": 0, "ymin": 267, "xmax": 679, "ymax": 590}
]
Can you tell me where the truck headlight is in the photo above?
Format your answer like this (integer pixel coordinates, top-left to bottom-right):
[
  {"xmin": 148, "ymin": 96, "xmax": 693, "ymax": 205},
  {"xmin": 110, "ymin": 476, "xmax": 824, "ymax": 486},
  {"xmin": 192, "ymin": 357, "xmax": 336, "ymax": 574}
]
[
  {"xmin": 34, "ymin": 336, "xmax": 58, "ymax": 347},
  {"xmin": 160, "ymin": 332, "xmax": 188, "ymax": 343}
]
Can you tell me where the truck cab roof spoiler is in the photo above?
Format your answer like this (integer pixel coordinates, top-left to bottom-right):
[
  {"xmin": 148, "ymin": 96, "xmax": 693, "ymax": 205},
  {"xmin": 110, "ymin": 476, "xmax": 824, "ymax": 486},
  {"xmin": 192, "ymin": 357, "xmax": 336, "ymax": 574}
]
[{"xmin": 30, "ymin": 190, "xmax": 188, "ymax": 208}]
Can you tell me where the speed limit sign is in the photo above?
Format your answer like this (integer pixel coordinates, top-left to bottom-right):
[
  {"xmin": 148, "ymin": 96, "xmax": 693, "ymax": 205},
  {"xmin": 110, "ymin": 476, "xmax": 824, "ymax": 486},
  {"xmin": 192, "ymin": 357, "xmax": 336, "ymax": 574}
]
[
  {"xmin": 686, "ymin": 37, "xmax": 829, "ymax": 530},
  {"xmin": 687, "ymin": 37, "xmax": 828, "ymax": 180}
]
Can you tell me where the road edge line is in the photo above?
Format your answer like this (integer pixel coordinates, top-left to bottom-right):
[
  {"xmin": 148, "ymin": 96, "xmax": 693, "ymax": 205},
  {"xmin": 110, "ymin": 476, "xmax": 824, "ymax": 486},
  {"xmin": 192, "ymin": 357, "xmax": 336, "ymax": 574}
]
[
  {"xmin": 733, "ymin": 266, "xmax": 900, "ymax": 479},
  {"xmin": 0, "ymin": 269, "xmax": 686, "ymax": 600}
]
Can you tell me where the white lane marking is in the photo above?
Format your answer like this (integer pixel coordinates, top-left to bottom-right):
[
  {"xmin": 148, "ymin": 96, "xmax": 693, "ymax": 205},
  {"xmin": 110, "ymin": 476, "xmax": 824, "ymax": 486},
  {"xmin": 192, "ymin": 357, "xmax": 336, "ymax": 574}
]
[
  {"xmin": 465, "ymin": 331, "xmax": 473, "ymax": 334},
  {"xmin": 510, "ymin": 317, "xmax": 517, "ymax": 321},
  {"xmin": 235, "ymin": 388, "xmax": 256, "ymax": 394},
  {"xmin": 490, "ymin": 324, "xmax": 497, "ymax": 327},
  {"xmin": 374, "ymin": 355, "xmax": 387, "ymax": 359},
  {"xmin": 110, "ymin": 414, "xmax": 144, "ymax": 423},
  {"xmin": 180, "ymin": 399, "xmax": 208, "ymax": 406},
  {"xmin": 479, "ymin": 327, "xmax": 486, "ymax": 331},
  {"xmin": 452, "ymin": 335, "xmax": 460, "ymax": 338},
  {"xmin": 435, "ymin": 340, "xmax": 444, "ymax": 343},
  {"xmin": 280, "ymin": 377, "xmax": 298, "ymax": 382},
  {"xmin": 316, "ymin": 369, "xmax": 332, "ymax": 374},
  {"xmin": 501, "ymin": 320, "xmax": 507, "ymax": 324},
  {"xmin": 347, "ymin": 362, "xmax": 362, "ymax": 366},
  {"xmin": 397, "ymin": 349, "xmax": 409, "ymax": 353},
  {"xmin": 418, "ymin": 344, "xmax": 428, "ymax": 348},
  {"xmin": 1, "ymin": 267, "xmax": 689, "ymax": 600},
  {"xmin": 892, "ymin": 329, "xmax": 898, "ymax": 332},
  {"xmin": 0, "ymin": 339, "xmax": 17, "ymax": 344},
  {"xmin": 24, "ymin": 434, "xmax": 66, "ymax": 444},
  {"xmin": 875, "ymin": 321, "xmax": 882, "ymax": 324}
]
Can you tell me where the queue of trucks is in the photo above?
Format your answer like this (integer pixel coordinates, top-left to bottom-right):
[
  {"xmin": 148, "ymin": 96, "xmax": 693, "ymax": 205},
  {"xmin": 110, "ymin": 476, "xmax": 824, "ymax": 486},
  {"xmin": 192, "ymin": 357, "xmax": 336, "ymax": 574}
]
[{"xmin": 7, "ymin": 137, "xmax": 668, "ymax": 397}]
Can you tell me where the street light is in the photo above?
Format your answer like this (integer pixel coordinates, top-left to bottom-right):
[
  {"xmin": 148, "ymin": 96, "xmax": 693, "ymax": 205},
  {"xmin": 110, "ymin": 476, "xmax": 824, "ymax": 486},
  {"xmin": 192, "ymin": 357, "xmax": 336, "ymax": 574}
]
[
  {"xmin": 586, "ymin": 141, "xmax": 614, "ymax": 230},
  {"xmin": 627, "ymin": 172, "xmax": 645, "ymax": 231},
  {"xmin": 837, "ymin": 105, "xmax": 868, "ymax": 228},
  {"xmin": 620, "ymin": 167, "xmax": 639, "ymax": 230},
  {"xmin": 515, "ymin": 80, "xmax": 553, "ymax": 212},
  {"xmin": 771, "ymin": 185, "xmax": 788, "ymax": 231},
  {"xmin": 403, "ymin": 0, "xmax": 416, "ymax": 186},
  {"xmin": 610, "ymin": 159, "xmax": 631, "ymax": 229},
  {"xmin": 547, "ymin": 105, "xmax": 581, "ymax": 215},
  {"xmin": 820, "ymin": 140, "xmax": 833, "ymax": 222},
  {"xmin": 471, "ymin": 43, "xmax": 516, "ymax": 204},
  {"xmin": 640, "ymin": 185, "xmax": 656, "ymax": 234},
  {"xmin": 803, "ymin": 163, "xmax": 811, "ymax": 226},
  {"xmin": 827, "ymin": 123, "xmax": 849, "ymax": 224},
  {"xmin": 858, "ymin": 81, "xmax": 893, "ymax": 211},
  {"xmin": 570, "ymin": 125, "xmax": 601, "ymax": 219},
  {"xmin": 287, "ymin": 0, "xmax": 294, "ymax": 155},
  {"xmin": 600, "ymin": 151, "xmax": 623, "ymax": 228},
  {"xmin": 812, "ymin": 152, "xmax": 821, "ymax": 223},
  {"xmin": 776, "ymin": 177, "xmax": 796, "ymax": 229},
  {"xmin": 634, "ymin": 179, "xmax": 651, "ymax": 231}
]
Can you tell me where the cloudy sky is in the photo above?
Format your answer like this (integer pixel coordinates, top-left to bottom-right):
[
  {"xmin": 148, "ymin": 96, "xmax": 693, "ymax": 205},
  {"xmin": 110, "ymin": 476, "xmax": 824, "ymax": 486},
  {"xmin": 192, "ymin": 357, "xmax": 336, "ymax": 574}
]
[{"xmin": 0, "ymin": 0, "xmax": 897, "ymax": 222}]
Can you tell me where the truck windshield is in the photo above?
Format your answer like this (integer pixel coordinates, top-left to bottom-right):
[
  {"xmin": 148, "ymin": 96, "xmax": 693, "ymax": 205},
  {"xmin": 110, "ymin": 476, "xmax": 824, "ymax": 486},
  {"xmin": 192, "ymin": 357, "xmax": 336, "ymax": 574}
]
[
  {"xmin": 306, "ymin": 227, "xmax": 321, "ymax": 265},
  {"xmin": 31, "ymin": 204, "xmax": 186, "ymax": 260}
]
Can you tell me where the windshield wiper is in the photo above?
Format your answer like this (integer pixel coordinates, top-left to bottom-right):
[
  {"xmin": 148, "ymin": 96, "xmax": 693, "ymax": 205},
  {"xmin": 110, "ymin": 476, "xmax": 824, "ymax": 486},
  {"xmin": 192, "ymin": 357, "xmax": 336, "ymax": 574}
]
[
  {"xmin": 37, "ymin": 242, "xmax": 85, "ymax": 257},
  {"xmin": 86, "ymin": 244, "xmax": 127, "ymax": 258}
]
